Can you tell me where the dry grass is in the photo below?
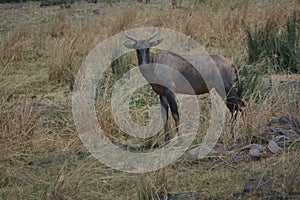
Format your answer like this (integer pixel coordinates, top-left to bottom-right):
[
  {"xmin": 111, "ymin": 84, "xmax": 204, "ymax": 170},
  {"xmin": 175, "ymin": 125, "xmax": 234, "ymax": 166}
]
[{"xmin": 0, "ymin": 0, "xmax": 299, "ymax": 199}]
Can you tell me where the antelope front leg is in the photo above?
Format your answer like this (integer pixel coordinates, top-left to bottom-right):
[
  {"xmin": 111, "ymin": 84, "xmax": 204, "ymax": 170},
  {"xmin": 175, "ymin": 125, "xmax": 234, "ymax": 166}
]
[
  {"xmin": 160, "ymin": 96, "xmax": 170, "ymax": 142},
  {"xmin": 166, "ymin": 91, "xmax": 183, "ymax": 145}
]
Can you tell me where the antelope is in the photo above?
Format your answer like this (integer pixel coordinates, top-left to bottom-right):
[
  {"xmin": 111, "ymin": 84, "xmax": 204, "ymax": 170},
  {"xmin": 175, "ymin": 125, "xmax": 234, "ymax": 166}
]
[{"xmin": 124, "ymin": 28, "xmax": 246, "ymax": 144}]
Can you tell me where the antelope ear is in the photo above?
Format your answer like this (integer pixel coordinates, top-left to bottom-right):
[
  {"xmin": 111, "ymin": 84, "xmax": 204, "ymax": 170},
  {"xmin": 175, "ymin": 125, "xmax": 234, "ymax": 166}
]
[
  {"xmin": 124, "ymin": 43, "xmax": 135, "ymax": 49},
  {"xmin": 149, "ymin": 38, "xmax": 163, "ymax": 47}
]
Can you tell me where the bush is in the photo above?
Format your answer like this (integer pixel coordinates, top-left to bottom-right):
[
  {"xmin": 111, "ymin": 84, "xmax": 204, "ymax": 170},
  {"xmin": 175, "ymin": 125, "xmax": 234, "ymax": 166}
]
[
  {"xmin": 239, "ymin": 62, "xmax": 271, "ymax": 103},
  {"xmin": 246, "ymin": 12, "xmax": 300, "ymax": 74}
]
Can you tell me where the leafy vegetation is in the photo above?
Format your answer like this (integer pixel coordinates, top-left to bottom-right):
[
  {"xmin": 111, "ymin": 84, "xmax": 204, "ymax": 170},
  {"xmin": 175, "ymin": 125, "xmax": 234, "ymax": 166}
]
[
  {"xmin": 0, "ymin": 0, "xmax": 299, "ymax": 199},
  {"xmin": 241, "ymin": 12, "xmax": 299, "ymax": 102},
  {"xmin": 246, "ymin": 12, "xmax": 300, "ymax": 74}
]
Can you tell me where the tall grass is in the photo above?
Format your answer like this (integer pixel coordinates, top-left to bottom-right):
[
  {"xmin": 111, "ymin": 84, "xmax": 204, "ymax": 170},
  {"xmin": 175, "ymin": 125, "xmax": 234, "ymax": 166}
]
[
  {"xmin": 0, "ymin": 0, "xmax": 299, "ymax": 199},
  {"xmin": 246, "ymin": 12, "xmax": 300, "ymax": 74},
  {"xmin": 239, "ymin": 11, "xmax": 299, "ymax": 105}
]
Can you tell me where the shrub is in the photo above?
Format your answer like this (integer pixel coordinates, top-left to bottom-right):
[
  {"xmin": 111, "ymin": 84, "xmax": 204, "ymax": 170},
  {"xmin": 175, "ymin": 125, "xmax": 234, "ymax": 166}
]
[
  {"xmin": 246, "ymin": 12, "xmax": 299, "ymax": 74},
  {"xmin": 239, "ymin": 62, "xmax": 271, "ymax": 103}
]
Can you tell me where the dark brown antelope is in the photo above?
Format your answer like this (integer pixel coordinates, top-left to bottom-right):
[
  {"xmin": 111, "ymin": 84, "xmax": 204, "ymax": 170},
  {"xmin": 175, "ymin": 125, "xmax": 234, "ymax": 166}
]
[{"xmin": 124, "ymin": 28, "xmax": 246, "ymax": 143}]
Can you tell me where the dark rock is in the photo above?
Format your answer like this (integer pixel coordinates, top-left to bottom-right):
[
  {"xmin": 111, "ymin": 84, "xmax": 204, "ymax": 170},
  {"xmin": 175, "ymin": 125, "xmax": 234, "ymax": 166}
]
[
  {"xmin": 279, "ymin": 114, "xmax": 296, "ymax": 125},
  {"xmin": 268, "ymin": 118, "xmax": 278, "ymax": 126},
  {"xmin": 244, "ymin": 177, "xmax": 274, "ymax": 192},
  {"xmin": 227, "ymin": 137, "xmax": 243, "ymax": 150},
  {"xmin": 188, "ymin": 143, "xmax": 228, "ymax": 159},
  {"xmin": 279, "ymin": 114, "xmax": 300, "ymax": 133},
  {"xmin": 267, "ymin": 140, "xmax": 283, "ymax": 154},
  {"xmin": 270, "ymin": 127, "xmax": 289, "ymax": 136},
  {"xmin": 212, "ymin": 143, "xmax": 227, "ymax": 154},
  {"xmin": 233, "ymin": 144, "xmax": 265, "ymax": 162},
  {"xmin": 270, "ymin": 127, "xmax": 299, "ymax": 139},
  {"xmin": 272, "ymin": 135, "xmax": 289, "ymax": 142},
  {"xmin": 188, "ymin": 146, "xmax": 202, "ymax": 159}
]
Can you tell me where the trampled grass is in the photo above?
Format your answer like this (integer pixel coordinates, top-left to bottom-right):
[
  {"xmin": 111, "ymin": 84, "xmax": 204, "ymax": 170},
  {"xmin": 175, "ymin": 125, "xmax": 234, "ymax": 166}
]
[{"xmin": 0, "ymin": 0, "xmax": 299, "ymax": 199}]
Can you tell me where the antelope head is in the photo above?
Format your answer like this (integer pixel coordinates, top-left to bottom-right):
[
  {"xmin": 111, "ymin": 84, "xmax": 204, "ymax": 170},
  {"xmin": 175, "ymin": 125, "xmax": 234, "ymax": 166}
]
[{"xmin": 124, "ymin": 27, "xmax": 163, "ymax": 65}]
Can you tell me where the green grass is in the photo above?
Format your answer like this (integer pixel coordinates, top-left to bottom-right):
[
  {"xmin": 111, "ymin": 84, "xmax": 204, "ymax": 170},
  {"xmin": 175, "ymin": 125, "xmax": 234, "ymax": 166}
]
[
  {"xmin": 0, "ymin": 0, "xmax": 299, "ymax": 199},
  {"xmin": 246, "ymin": 12, "xmax": 300, "ymax": 74}
]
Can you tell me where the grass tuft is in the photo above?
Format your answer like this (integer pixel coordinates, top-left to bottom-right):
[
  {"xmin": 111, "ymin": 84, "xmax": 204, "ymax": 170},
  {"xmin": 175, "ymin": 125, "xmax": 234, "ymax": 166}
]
[
  {"xmin": 0, "ymin": 0, "xmax": 299, "ymax": 199},
  {"xmin": 246, "ymin": 12, "xmax": 300, "ymax": 73}
]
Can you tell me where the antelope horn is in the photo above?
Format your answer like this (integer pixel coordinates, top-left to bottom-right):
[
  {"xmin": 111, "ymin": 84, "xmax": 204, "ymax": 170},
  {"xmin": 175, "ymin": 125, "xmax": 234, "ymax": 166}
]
[
  {"xmin": 124, "ymin": 29, "xmax": 139, "ymax": 42},
  {"xmin": 146, "ymin": 27, "xmax": 159, "ymax": 42}
]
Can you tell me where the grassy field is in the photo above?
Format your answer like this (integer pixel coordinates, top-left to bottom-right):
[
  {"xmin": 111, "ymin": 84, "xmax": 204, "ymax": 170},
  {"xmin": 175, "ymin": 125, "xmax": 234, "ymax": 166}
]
[{"xmin": 0, "ymin": 0, "xmax": 300, "ymax": 199}]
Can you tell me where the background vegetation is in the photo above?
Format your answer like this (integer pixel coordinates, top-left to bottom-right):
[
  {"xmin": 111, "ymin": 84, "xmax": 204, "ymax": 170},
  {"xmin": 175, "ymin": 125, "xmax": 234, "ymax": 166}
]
[{"xmin": 0, "ymin": 0, "xmax": 299, "ymax": 199}]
